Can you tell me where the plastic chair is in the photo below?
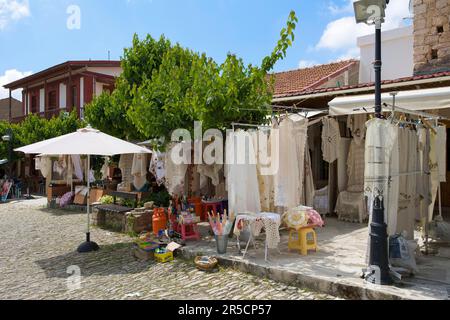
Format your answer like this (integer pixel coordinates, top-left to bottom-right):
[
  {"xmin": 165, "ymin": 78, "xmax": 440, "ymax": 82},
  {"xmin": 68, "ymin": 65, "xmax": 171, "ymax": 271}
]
[
  {"xmin": 180, "ymin": 223, "xmax": 200, "ymax": 241},
  {"xmin": 288, "ymin": 227, "xmax": 318, "ymax": 255},
  {"xmin": 201, "ymin": 201, "xmax": 223, "ymax": 222}
]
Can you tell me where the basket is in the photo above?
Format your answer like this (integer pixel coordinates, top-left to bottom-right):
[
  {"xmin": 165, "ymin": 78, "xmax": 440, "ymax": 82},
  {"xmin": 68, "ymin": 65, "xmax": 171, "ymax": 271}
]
[
  {"xmin": 154, "ymin": 250, "xmax": 174, "ymax": 263},
  {"xmin": 194, "ymin": 256, "xmax": 218, "ymax": 271}
]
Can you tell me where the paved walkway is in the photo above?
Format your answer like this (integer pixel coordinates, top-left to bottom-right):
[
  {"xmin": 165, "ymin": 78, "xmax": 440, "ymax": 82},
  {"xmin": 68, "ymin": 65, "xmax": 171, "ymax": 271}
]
[{"xmin": 0, "ymin": 198, "xmax": 338, "ymax": 300}]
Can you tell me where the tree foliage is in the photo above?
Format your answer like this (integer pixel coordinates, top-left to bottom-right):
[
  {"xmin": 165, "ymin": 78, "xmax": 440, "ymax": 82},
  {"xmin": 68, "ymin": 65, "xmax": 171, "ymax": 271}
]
[
  {"xmin": 0, "ymin": 111, "xmax": 84, "ymax": 161},
  {"xmin": 85, "ymin": 10, "xmax": 298, "ymax": 145}
]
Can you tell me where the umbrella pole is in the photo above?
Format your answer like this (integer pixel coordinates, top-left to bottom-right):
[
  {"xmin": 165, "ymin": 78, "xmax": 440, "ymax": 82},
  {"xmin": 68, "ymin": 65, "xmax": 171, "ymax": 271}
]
[{"xmin": 77, "ymin": 154, "xmax": 99, "ymax": 253}]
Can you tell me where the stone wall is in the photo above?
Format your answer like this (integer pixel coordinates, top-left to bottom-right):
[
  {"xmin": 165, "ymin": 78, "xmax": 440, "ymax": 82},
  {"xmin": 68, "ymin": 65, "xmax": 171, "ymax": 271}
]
[{"xmin": 414, "ymin": 0, "xmax": 450, "ymax": 74}]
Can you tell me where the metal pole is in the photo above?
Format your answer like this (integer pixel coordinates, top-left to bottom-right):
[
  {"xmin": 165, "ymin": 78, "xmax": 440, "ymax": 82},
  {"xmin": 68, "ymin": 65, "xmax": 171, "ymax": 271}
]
[
  {"xmin": 374, "ymin": 22, "xmax": 382, "ymax": 118},
  {"xmin": 365, "ymin": 19, "xmax": 393, "ymax": 285},
  {"xmin": 87, "ymin": 154, "xmax": 91, "ymax": 241}
]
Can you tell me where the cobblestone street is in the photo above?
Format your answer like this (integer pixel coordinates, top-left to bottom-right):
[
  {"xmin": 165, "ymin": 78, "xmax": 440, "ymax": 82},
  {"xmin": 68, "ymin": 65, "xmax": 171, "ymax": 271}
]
[{"xmin": 0, "ymin": 198, "xmax": 339, "ymax": 300}]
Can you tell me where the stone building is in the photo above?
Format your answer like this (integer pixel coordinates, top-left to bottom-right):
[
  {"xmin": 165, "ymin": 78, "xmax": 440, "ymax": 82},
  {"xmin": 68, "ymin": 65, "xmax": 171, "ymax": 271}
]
[{"xmin": 414, "ymin": 0, "xmax": 450, "ymax": 74}]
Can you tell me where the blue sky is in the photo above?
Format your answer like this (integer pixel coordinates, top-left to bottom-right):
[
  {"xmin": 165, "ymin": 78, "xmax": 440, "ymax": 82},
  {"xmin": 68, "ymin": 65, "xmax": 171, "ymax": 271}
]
[{"xmin": 0, "ymin": 0, "xmax": 410, "ymax": 99}]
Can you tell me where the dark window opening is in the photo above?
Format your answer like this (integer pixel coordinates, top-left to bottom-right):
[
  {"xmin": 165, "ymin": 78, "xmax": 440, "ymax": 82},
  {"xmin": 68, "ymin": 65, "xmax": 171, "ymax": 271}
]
[
  {"xmin": 31, "ymin": 96, "xmax": 38, "ymax": 113},
  {"xmin": 48, "ymin": 91, "xmax": 57, "ymax": 110},
  {"xmin": 431, "ymin": 49, "xmax": 438, "ymax": 60},
  {"xmin": 71, "ymin": 86, "xmax": 77, "ymax": 109},
  {"xmin": 437, "ymin": 25, "xmax": 444, "ymax": 34}
]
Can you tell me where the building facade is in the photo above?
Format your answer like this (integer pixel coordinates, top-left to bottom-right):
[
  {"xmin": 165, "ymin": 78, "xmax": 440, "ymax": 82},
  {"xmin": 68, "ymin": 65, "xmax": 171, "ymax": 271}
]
[{"xmin": 3, "ymin": 61, "xmax": 122, "ymax": 123}]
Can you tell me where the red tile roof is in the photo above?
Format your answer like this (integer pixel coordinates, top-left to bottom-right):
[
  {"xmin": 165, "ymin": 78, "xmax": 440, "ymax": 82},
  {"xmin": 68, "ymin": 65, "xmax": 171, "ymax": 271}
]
[
  {"xmin": 271, "ymin": 60, "xmax": 358, "ymax": 97},
  {"xmin": 274, "ymin": 71, "xmax": 450, "ymax": 99}
]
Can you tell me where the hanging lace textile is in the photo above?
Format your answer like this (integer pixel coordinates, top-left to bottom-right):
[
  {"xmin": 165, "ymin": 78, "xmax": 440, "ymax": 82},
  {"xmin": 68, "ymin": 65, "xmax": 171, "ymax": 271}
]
[
  {"xmin": 436, "ymin": 126, "xmax": 447, "ymax": 182},
  {"xmin": 197, "ymin": 164, "xmax": 223, "ymax": 187},
  {"xmin": 131, "ymin": 153, "xmax": 148, "ymax": 191},
  {"xmin": 347, "ymin": 140, "xmax": 366, "ymax": 192},
  {"xmin": 302, "ymin": 148, "xmax": 315, "ymax": 207},
  {"xmin": 364, "ymin": 118, "xmax": 399, "ymax": 236},
  {"xmin": 35, "ymin": 156, "xmax": 52, "ymax": 179},
  {"xmin": 149, "ymin": 151, "xmax": 166, "ymax": 186},
  {"xmin": 119, "ymin": 154, "xmax": 134, "ymax": 184},
  {"xmin": 101, "ymin": 157, "xmax": 110, "ymax": 180},
  {"xmin": 417, "ymin": 128, "xmax": 432, "ymax": 221},
  {"xmin": 273, "ymin": 115, "xmax": 308, "ymax": 210},
  {"xmin": 347, "ymin": 114, "xmax": 367, "ymax": 146},
  {"xmin": 397, "ymin": 127, "xmax": 419, "ymax": 239},
  {"xmin": 428, "ymin": 129, "xmax": 439, "ymax": 222},
  {"xmin": 71, "ymin": 155, "xmax": 84, "ymax": 181},
  {"xmin": 164, "ymin": 142, "xmax": 189, "ymax": 196},
  {"xmin": 225, "ymin": 131, "xmax": 261, "ymax": 215},
  {"xmin": 321, "ymin": 117, "xmax": 341, "ymax": 163},
  {"xmin": 250, "ymin": 130, "xmax": 275, "ymax": 212}
]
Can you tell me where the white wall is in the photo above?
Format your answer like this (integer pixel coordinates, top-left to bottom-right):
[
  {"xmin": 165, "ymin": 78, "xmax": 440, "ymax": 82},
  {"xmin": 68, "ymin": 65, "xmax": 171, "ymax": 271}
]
[
  {"xmin": 358, "ymin": 26, "xmax": 413, "ymax": 84},
  {"xmin": 95, "ymin": 82, "xmax": 104, "ymax": 97},
  {"xmin": 39, "ymin": 88, "xmax": 45, "ymax": 113},
  {"xmin": 59, "ymin": 83, "xmax": 66, "ymax": 109}
]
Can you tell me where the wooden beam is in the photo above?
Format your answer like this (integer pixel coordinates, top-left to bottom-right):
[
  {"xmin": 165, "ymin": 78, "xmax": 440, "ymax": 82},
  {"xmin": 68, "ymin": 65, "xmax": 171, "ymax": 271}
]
[{"xmin": 8, "ymin": 89, "xmax": 12, "ymax": 123}]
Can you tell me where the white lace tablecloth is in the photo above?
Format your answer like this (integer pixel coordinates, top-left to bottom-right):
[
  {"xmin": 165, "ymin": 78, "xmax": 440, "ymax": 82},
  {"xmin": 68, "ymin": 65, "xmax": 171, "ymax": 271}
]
[{"xmin": 233, "ymin": 212, "xmax": 281, "ymax": 249}]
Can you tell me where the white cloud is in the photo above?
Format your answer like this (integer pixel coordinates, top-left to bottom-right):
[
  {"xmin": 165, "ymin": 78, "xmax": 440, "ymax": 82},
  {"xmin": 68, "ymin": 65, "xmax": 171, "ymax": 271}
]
[
  {"xmin": 298, "ymin": 60, "xmax": 318, "ymax": 68},
  {"xmin": 0, "ymin": 0, "xmax": 30, "ymax": 30},
  {"xmin": 0, "ymin": 69, "xmax": 32, "ymax": 100},
  {"xmin": 316, "ymin": 0, "xmax": 411, "ymax": 58}
]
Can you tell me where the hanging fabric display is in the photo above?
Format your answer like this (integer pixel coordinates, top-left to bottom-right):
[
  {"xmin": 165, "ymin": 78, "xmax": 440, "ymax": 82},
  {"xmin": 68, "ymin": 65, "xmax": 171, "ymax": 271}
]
[
  {"xmin": 274, "ymin": 115, "xmax": 308, "ymax": 210},
  {"xmin": 427, "ymin": 129, "xmax": 440, "ymax": 223},
  {"xmin": 131, "ymin": 153, "xmax": 148, "ymax": 191},
  {"xmin": 302, "ymin": 147, "xmax": 315, "ymax": 207},
  {"xmin": 101, "ymin": 157, "xmax": 110, "ymax": 180},
  {"xmin": 250, "ymin": 130, "xmax": 275, "ymax": 212},
  {"xmin": 71, "ymin": 155, "xmax": 84, "ymax": 181},
  {"xmin": 225, "ymin": 131, "xmax": 261, "ymax": 215},
  {"xmin": 164, "ymin": 142, "xmax": 189, "ymax": 196},
  {"xmin": 149, "ymin": 151, "xmax": 166, "ymax": 186},
  {"xmin": 321, "ymin": 117, "xmax": 341, "ymax": 163},
  {"xmin": 436, "ymin": 126, "xmax": 447, "ymax": 182},
  {"xmin": 364, "ymin": 118, "xmax": 399, "ymax": 236},
  {"xmin": 347, "ymin": 114, "xmax": 367, "ymax": 146},
  {"xmin": 347, "ymin": 140, "xmax": 366, "ymax": 192},
  {"xmin": 35, "ymin": 156, "xmax": 52, "ymax": 179}
]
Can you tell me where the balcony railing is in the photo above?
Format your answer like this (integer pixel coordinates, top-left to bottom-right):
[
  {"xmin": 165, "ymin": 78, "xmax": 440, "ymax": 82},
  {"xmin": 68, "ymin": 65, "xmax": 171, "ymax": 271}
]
[{"xmin": 11, "ymin": 108, "xmax": 71, "ymax": 123}]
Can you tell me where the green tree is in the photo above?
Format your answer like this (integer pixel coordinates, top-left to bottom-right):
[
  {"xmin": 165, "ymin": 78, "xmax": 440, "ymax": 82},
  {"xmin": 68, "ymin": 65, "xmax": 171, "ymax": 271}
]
[{"xmin": 85, "ymin": 10, "xmax": 298, "ymax": 145}]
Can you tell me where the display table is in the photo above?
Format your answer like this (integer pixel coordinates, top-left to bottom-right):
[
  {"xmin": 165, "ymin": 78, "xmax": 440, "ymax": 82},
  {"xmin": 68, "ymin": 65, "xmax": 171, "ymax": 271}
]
[{"xmin": 233, "ymin": 212, "xmax": 281, "ymax": 261}]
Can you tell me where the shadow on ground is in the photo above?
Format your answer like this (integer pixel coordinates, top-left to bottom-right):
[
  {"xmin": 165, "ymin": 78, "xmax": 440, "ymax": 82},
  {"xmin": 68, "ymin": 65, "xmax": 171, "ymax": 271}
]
[{"xmin": 35, "ymin": 242, "xmax": 152, "ymax": 278}]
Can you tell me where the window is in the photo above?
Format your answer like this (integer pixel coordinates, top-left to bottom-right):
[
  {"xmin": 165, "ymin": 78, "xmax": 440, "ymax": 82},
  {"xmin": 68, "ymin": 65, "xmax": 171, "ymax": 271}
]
[
  {"xmin": 48, "ymin": 91, "xmax": 57, "ymax": 110},
  {"xmin": 437, "ymin": 25, "xmax": 444, "ymax": 34},
  {"xmin": 71, "ymin": 86, "xmax": 77, "ymax": 109},
  {"xmin": 31, "ymin": 95, "xmax": 37, "ymax": 113},
  {"xmin": 431, "ymin": 49, "xmax": 438, "ymax": 60}
]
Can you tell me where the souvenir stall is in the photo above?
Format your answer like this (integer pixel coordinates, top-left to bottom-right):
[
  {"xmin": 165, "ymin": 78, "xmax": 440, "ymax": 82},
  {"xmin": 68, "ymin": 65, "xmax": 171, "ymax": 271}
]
[{"xmin": 327, "ymin": 87, "xmax": 449, "ymax": 273}]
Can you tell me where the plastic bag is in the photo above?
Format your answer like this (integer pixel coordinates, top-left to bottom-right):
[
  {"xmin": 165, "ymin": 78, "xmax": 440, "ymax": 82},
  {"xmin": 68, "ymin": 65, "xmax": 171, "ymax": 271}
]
[{"xmin": 389, "ymin": 233, "xmax": 418, "ymax": 274}]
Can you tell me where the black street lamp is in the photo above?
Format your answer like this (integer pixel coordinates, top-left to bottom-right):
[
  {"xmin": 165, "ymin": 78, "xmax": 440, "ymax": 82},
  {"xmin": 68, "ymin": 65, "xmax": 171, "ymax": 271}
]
[
  {"xmin": 353, "ymin": 0, "xmax": 393, "ymax": 285},
  {"xmin": 1, "ymin": 128, "xmax": 13, "ymax": 177}
]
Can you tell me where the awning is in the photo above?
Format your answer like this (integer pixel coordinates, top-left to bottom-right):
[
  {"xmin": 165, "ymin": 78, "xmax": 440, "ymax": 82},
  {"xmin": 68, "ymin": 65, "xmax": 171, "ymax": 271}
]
[{"xmin": 328, "ymin": 86, "xmax": 450, "ymax": 116}]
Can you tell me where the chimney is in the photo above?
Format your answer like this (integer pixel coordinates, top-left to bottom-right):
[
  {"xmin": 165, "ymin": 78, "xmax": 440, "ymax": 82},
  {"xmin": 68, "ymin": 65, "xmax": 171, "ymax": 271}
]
[{"xmin": 413, "ymin": 0, "xmax": 450, "ymax": 75}]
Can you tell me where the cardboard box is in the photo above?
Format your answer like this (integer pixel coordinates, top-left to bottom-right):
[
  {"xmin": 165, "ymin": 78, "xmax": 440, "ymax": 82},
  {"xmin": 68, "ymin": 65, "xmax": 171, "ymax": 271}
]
[
  {"xmin": 74, "ymin": 186, "xmax": 89, "ymax": 205},
  {"xmin": 89, "ymin": 188, "xmax": 104, "ymax": 204}
]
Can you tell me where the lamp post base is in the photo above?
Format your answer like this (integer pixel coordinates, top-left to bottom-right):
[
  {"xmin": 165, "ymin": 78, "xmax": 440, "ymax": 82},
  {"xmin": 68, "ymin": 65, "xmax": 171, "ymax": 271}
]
[{"xmin": 77, "ymin": 233, "xmax": 99, "ymax": 253}]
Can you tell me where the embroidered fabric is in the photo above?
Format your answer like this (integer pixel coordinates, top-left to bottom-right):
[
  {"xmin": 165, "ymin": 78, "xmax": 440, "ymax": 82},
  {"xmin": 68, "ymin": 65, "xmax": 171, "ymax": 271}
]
[
  {"xmin": 149, "ymin": 152, "xmax": 166, "ymax": 186},
  {"xmin": 119, "ymin": 154, "xmax": 134, "ymax": 184},
  {"xmin": 273, "ymin": 116, "xmax": 308, "ymax": 210},
  {"xmin": 233, "ymin": 213, "xmax": 281, "ymax": 249},
  {"xmin": 347, "ymin": 114, "xmax": 367, "ymax": 146},
  {"xmin": 164, "ymin": 143, "xmax": 189, "ymax": 196},
  {"xmin": 131, "ymin": 153, "xmax": 148, "ymax": 190},
  {"xmin": 321, "ymin": 117, "xmax": 341, "ymax": 163},
  {"xmin": 225, "ymin": 131, "xmax": 261, "ymax": 215}
]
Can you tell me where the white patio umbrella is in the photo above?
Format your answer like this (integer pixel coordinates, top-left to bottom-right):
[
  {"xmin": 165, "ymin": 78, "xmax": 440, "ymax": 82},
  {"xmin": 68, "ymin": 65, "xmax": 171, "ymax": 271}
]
[{"xmin": 15, "ymin": 126, "xmax": 151, "ymax": 253}]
